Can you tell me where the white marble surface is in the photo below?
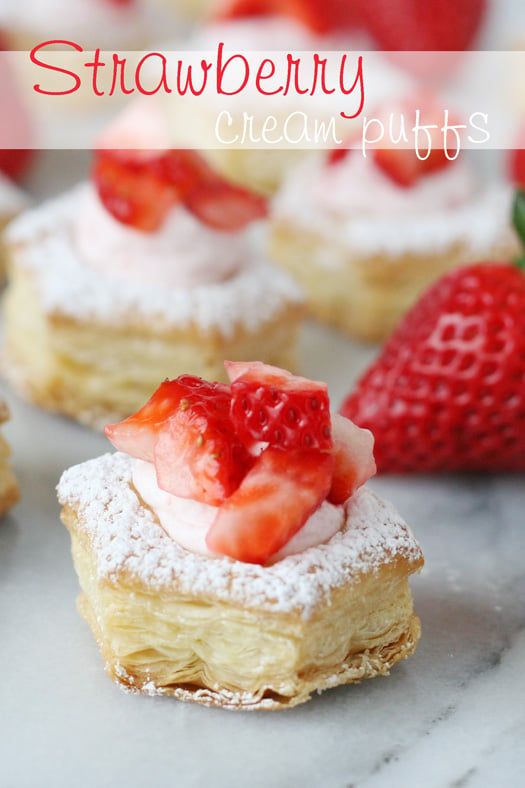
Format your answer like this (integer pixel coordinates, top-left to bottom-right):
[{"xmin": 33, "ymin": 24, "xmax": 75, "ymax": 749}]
[{"xmin": 0, "ymin": 320, "xmax": 524, "ymax": 788}]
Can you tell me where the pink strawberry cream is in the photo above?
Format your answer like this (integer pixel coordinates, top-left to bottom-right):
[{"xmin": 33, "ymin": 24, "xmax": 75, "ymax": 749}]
[
  {"xmin": 132, "ymin": 458, "xmax": 345, "ymax": 562},
  {"xmin": 105, "ymin": 362, "xmax": 376, "ymax": 566},
  {"xmin": 75, "ymin": 184, "xmax": 247, "ymax": 289}
]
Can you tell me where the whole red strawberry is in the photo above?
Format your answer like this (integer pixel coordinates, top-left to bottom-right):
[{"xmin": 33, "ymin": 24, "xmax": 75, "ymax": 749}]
[
  {"xmin": 358, "ymin": 0, "xmax": 486, "ymax": 51},
  {"xmin": 341, "ymin": 259, "xmax": 525, "ymax": 473}
]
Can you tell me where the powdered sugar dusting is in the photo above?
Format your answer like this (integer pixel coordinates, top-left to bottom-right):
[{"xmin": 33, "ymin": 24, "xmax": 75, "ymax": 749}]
[
  {"xmin": 7, "ymin": 187, "xmax": 302, "ymax": 337},
  {"xmin": 57, "ymin": 453, "xmax": 423, "ymax": 619}
]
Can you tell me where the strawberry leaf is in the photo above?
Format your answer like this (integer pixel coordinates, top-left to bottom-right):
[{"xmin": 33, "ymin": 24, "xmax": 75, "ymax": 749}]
[{"xmin": 512, "ymin": 189, "xmax": 525, "ymax": 254}]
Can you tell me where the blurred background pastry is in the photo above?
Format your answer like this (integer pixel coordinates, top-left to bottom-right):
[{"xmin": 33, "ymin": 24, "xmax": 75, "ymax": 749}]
[
  {"xmin": 2, "ymin": 149, "xmax": 303, "ymax": 427},
  {"xmin": 269, "ymin": 98, "xmax": 517, "ymax": 341}
]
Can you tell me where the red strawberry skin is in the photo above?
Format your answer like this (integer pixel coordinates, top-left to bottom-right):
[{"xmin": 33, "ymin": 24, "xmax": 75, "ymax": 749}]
[
  {"xmin": 358, "ymin": 0, "xmax": 486, "ymax": 51},
  {"xmin": 92, "ymin": 149, "xmax": 267, "ymax": 233},
  {"xmin": 227, "ymin": 361, "xmax": 332, "ymax": 452},
  {"xmin": 93, "ymin": 151, "xmax": 176, "ymax": 232},
  {"xmin": 373, "ymin": 145, "xmax": 452, "ymax": 188},
  {"xmin": 107, "ymin": 375, "xmax": 251, "ymax": 505},
  {"xmin": 206, "ymin": 448, "xmax": 334, "ymax": 564},
  {"xmin": 341, "ymin": 264, "xmax": 525, "ymax": 473},
  {"xmin": 153, "ymin": 379, "xmax": 251, "ymax": 505},
  {"xmin": 105, "ymin": 378, "xmax": 193, "ymax": 462}
]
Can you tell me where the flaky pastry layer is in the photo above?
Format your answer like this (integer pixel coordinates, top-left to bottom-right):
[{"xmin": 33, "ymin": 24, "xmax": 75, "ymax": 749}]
[
  {"xmin": 59, "ymin": 453, "xmax": 423, "ymax": 710},
  {"xmin": 3, "ymin": 264, "xmax": 302, "ymax": 428},
  {"xmin": 269, "ymin": 220, "xmax": 518, "ymax": 341}
]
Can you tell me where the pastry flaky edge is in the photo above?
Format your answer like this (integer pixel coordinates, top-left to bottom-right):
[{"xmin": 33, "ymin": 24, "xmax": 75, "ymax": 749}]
[
  {"xmin": 57, "ymin": 453, "xmax": 424, "ymax": 711},
  {"xmin": 0, "ymin": 400, "xmax": 19, "ymax": 517},
  {"xmin": 2, "ymin": 255, "xmax": 303, "ymax": 431},
  {"xmin": 269, "ymin": 220, "xmax": 519, "ymax": 342}
]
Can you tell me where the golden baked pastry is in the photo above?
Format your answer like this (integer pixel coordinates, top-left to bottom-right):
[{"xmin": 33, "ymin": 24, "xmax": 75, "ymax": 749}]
[
  {"xmin": 58, "ymin": 452, "xmax": 423, "ymax": 710},
  {"xmin": 269, "ymin": 223, "xmax": 517, "ymax": 342},
  {"xmin": 0, "ymin": 400, "xmax": 19, "ymax": 517}
]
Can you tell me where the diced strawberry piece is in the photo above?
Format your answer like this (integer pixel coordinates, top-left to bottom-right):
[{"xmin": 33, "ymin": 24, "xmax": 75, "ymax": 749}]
[
  {"xmin": 153, "ymin": 380, "xmax": 251, "ymax": 506},
  {"xmin": 328, "ymin": 414, "xmax": 376, "ymax": 505},
  {"xmin": 105, "ymin": 379, "xmax": 197, "ymax": 461},
  {"xmin": 184, "ymin": 179, "xmax": 267, "ymax": 232},
  {"xmin": 227, "ymin": 361, "xmax": 332, "ymax": 452},
  {"xmin": 93, "ymin": 151, "xmax": 176, "ymax": 232},
  {"xmin": 327, "ymin": 147, "xmax": 350, "ymax": 166},
  {"xmin": 156, "ymin": 150, "xmax": 215, "ymax": 200},
  {"xmin": 106, "ymin": 375, "xmax": 250, "ymax": 504},
  {"xmin": 92, "ymin": 148, "xmax": 267, "ymax": 233},
  {"xmin": 372, "ymin": 96, "xmax": 459, "ymax": 188},
  {"xmin": 206, "ymin": 447, "xmax": 334, "ymax": 564},
  {"xmin": 0, "ymin": 150, "xmax": 33, "ymax": 182}
]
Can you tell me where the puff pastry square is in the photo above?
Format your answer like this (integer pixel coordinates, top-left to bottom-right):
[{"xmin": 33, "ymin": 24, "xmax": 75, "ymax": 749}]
[{"xmin": 58, "ymin": 453, "xmax": 424, "ymax": 710}]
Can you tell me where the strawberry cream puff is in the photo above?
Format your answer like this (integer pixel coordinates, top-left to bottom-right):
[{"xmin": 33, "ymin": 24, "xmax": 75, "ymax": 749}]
[
  {"xmin": 3, "ymin": 152, "xmax": 303, "ymax": 429},
  {"xmin": 269, "ymin": 115, "xmax": 516, "ymax": 341},
  {"xmin": 57, "ymin": 362, "xmax": 424, "ymax": 710}
]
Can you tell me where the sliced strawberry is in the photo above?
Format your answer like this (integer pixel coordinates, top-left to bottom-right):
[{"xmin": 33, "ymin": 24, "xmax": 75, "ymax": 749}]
[
  {"xmin": 156, "ymin": 150, "xmax": 215, "ymax": 200},
  {"xmin": 92, "ymin": 148, "xmax": 266, "ymax": 233},
  {"xmin": 93, "ymin": 151, "xmax": 176, "ymax": 232},
  {"xmin": 327, "ymin": 147, "xmax": 351, "ymax": 167},
  {"xmin": 107, "ymin": 375, "xmax": 250, "ymax": 504},
  {"xmin": 184, "ymin": 179, "xmax": 267, "ymax": 232},
  {"xmin": 227, "ymin": 361, "xmax": 332, "ymax": 452},
  {"xmin": 328, "ymin": 414, "xmax": 376, "ymax": 505},
  {"xmin": 0, "ymin": 150, "xmax": 32, "ymax": 182},
  {"xmin": 105, "ymin": 379, "xmax": 198, "ymax": 461},
  {"xmin": 153, "ymin": 377, "xmax": 250, "ymax": 505},
  {"xmin": 372, "ymin": 96, "xmax": 459, "ymax": 188},
  {"xmin": 206, "ymin": 447, "xmax": 334, "ymax": 564}
]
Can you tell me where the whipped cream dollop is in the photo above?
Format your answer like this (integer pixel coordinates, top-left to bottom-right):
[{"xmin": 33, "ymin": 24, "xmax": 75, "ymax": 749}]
[
  {"xmin": 132, "ymin": 458, "xmax": 344, "ymax": 563},
  {"xmin": 74, "ymin": 184, "xmax": 247, "ymax": 289},
  {"xmin": 272, "ymin": 152, "xmax": 513, "ymax": 257}
]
